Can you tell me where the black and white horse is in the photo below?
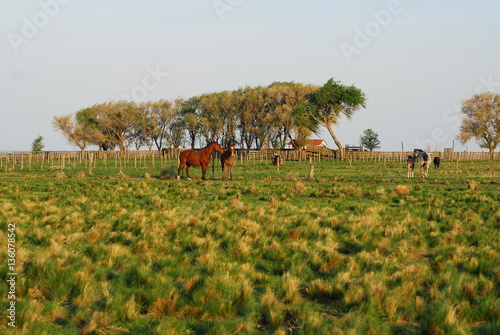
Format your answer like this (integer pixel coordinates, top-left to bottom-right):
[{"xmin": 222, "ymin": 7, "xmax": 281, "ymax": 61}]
[
  {"xmin": 406, "ymin": 155, "xmax": 415, "ymax": 178},
  {"xmin": 413, "ymin": 149, "xmax": 431, "ymax": 178}
]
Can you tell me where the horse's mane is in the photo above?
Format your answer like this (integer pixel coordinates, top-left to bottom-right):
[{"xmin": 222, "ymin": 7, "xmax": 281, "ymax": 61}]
[{"xmin": 204, "ymin": 142, "xmax": 218, "ymax": 148}]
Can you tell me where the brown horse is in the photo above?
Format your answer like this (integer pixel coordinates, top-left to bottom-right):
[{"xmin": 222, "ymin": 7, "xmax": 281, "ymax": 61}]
[
  {"xmin": 177, "ymin": 142, "xmax": 224, "ymax": 180},
  {"xmin": 221, "ymin": 144, "xmax": 236, "ymax": 181}
]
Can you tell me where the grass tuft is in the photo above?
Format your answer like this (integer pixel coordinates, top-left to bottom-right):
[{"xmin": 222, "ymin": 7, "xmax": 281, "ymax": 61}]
[{"xmin": 394, "ymin": 185, "xmax": 410, "ymax": 196}]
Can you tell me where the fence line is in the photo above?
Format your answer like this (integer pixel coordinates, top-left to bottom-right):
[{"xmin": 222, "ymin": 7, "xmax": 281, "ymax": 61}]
[{"xmin": 1, "ymin": 149, "xmax": 498, "ymax": 171}]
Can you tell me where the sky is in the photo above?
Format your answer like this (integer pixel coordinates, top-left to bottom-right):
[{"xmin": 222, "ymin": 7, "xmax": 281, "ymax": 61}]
[{"xmin": 1, "ymin": 0, "xmax": 499, "ymax": 152}]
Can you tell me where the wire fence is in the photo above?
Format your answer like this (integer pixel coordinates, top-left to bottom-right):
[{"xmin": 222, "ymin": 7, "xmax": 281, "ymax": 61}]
[{"xmin": 0, "ymin": 149, "xmax": 498, "ymax": 174}]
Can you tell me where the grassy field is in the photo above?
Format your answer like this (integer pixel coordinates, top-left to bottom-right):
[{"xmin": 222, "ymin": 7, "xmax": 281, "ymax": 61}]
[{"xmin": 0, "ymin": 158, "xmax": 499, "ymax": 334}]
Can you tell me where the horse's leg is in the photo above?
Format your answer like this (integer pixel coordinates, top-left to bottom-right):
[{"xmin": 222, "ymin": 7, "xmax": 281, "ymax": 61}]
[
  {"xmin": 228, "ymin": 165, "xmax": 232, "ymax": 181},
  {"xmin": 221, "ymin": 164, "xmax": 226, "ymax": 181},
  {"xmin": 186, "ymin": 165, "xmax": 192, "ymax": 181},
  {"xmin": 177, "ymin": 162, "xmax": 184, "ymax": 180},
  {"xmin": 201, "ymin": 164, "xmax": 207, "ymax": 180}
]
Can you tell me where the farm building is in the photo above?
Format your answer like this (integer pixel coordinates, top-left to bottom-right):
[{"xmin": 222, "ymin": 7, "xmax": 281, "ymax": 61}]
[
  {"xmin": 289, "ymin": 139, "xmax": 328, "ymax": 150},
  {"xmin": 345, "ymin": 145, "xmax": 369, "ymax": 152}
]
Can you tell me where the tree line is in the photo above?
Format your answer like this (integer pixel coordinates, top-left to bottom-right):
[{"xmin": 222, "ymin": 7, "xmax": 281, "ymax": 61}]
[{"xmin": 53, "ymin": 79, "xmax": 367, "ymax": 156}]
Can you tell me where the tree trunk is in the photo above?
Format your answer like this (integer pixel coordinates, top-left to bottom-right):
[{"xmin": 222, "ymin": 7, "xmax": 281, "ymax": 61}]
[{"xmin": 325, "ymin": 123, "xmax": 344, "ymax": 159}]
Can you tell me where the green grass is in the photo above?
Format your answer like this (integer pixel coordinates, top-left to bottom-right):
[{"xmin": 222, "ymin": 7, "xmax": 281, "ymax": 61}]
[{"xmin": 0, "ymin": 158, "xmax": 499, "ymax": 334}]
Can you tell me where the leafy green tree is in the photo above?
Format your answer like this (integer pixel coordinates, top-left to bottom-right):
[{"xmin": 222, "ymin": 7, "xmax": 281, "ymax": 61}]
[
  {"xmin": 235, "ymin": 86, "xmax": 264, "ymax": 149},
  {"xmin": 360, "ymin": 128, "xmax": 381, "ymax": 151},
  {"xmin": 458, "ymin": 92, "xmax": 500, "ymax": 159},
  {"xmin": 135, "ymin": 100, "xmax": 176, "ymax": 151},
  {"xmin": 75, "ymin": 106, "xmax": 109, "ymax": 150},
  {"xmin": 31, "ymin": 135, "xmax": 45, "ymax": 151},
  {"xmin": 305, "ymin": 78, "xmax": 366, "ymax": 158}
]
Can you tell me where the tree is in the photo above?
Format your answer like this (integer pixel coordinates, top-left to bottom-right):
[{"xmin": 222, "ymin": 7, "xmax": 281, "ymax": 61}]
[
  {"xmin": 179, "ymin": 97, "xmax": 202, "ymax": 149},
  {"xmin": 305, "ymin": 78, "xmax": 366, "ymax": 158},
  {"xmin": 458, "ymin": 92, "xmax": 500, "ymax": 159},
  {"xmin": 95, "ymin": 101, "xmax": 139, "ymax": 151},
  {"xmin": 235, "ymin": 86, "xmax": 265, "ymax": 149},
  {"xmin": 75, "ymin": 106, "xmax": 109, "ymax": 150},
  {"xmin": 53, "ymin": 114, "xmax": 97, "ymax": 151},
  {"xmin": 135, "ymin": 100, "xmax": 176, "ymax": 151},
  {"xmin": 31, "ymin": 135, "xmax": 45, "ymax": 151},
  {"xmin": 360, "ymin": 128, "xmax": 381, "ymax": 151}
]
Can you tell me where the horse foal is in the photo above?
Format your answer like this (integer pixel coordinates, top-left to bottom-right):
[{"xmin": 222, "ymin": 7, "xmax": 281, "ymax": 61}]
[
  {"xmin": 433, "ymin": 157, "xmax": 440, "ymax": 169},
  {"xmin": 221, "ymin": 144, "xmax": 236, "ymax": 181},
  {"xmin": 407, "ymin": 155, "xmax": 415, "ymax": 178}
]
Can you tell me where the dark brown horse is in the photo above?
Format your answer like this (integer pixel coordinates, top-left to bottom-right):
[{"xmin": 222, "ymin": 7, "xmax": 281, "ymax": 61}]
[
  {"xmin": 177, "ymin": 142, "xmax": 224, "ymax": 180},
  {"xmin": 221, "ymin": 144, "xmax": 236, "ymax": 181}
]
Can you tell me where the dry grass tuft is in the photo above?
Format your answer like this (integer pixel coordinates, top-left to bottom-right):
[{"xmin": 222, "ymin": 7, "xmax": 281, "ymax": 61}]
[
  {"xmin": 467, "ymin": 181, "xmax": 478, "ymax": 191},
  {"xmin": 181, "ymin": 275, "xmax": 201, "ymax": 294},
  {"xmin": 268, "ymin": 196, "xmax": 278, "ymax": 208},
  {"xmin": 28, "ymin": 286, "xmax": 45, "ymax": 299},
  {"xmin": 281, "ymin": 273, "xmax": 302, "ymax": 303},
  {"xmin": 289, "ymin": 227, "xmax": 302, "ymax": 240},
  {"xmin": 116, "ymin": 208, "xmax": 128, "ymax": 216},
  {"xmin": 394, "ymin": 185, "xmax": 410, "ymax": 196},
  {"xmin": 55, "ymin": 172, "xmax": 67, "ymax": 178},
  {"xmin": 293, "ymin": 182, "xmax": 306, "ymax": 196},
  {"xmin": 260, "ymin": 287, "xmax": 284, "ymax": 327},
  {"xmin": 75, "ymin": 171, "xmax": 86, "ymax": 178},
  {"xmin": 80, "ymin": 311, "xmax": 112, "ymax": 335},
  {"xmin": 284, "ymin": 171, "xmax": 299, "ymax": 182},
  {"xmin": 149, "ymin": 195, "xmax": 163, "ymax": 207},
  {"xmin": 117, "ymin": 171, "xmax": 128, "ymax": 179},
  {"xmin": 250, "ymin": 185, "xmax": 260, "ymax": 194},
  {"xmin": 148, "ymin": 291, "xmax": 178, "ymax": 317}
]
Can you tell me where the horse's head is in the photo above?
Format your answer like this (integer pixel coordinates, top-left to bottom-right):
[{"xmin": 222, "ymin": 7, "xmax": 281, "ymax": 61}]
[
  {"xmin": 229, "ymin": 144, "xmax": 236, "ymax": 156},
  {"xmin": 212, "ymin": 142, "xmax": 224, "ymax": 153}
]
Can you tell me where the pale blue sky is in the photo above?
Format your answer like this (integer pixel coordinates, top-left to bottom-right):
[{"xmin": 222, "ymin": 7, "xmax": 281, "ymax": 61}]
[{"xmin": 1, "ymin": 0, "xmax": 499, "ymax": 151}]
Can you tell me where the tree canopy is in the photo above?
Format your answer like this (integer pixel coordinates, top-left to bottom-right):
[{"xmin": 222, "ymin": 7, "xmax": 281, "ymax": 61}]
[
  {"xmin": 457, "ymin": 92, "xmax": 500, "ymax": 159},
  {"xmin": 359, "ymin": 129, "xmax": 381, "ymax": 151},
  {"xmin": 54, "ymin": 80, "xmax": 366, "ymax": 152},
  {"xmin": 31, "ymin": 135, "xmax": 45, "ymax": 152},
  {"xmin": 304, "ymin": 78, "xmax": 366, "ymax": 158}
]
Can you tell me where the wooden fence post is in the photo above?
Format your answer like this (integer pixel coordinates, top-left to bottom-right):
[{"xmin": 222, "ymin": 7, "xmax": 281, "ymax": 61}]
[
  {"xmin": 89, "ymin": 153, "xmax": 93, "ymax": 175},
  {"xmin": 276, "ymin": 156, "xmax": 280, "ymax": 180},
  {"xmin": 308, "ymin": 157, "xmax": 314, "ymax": 181}
]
